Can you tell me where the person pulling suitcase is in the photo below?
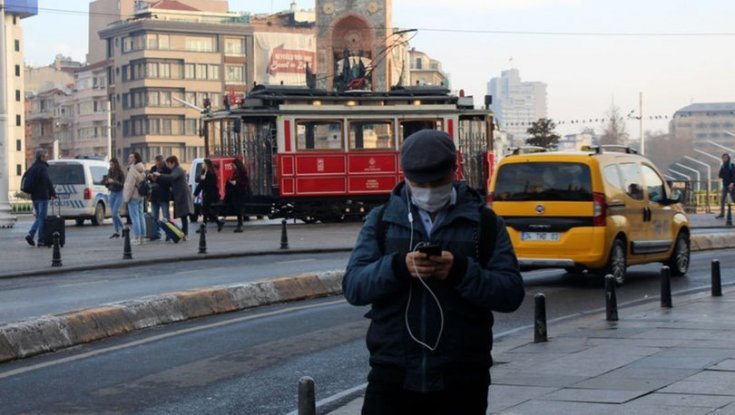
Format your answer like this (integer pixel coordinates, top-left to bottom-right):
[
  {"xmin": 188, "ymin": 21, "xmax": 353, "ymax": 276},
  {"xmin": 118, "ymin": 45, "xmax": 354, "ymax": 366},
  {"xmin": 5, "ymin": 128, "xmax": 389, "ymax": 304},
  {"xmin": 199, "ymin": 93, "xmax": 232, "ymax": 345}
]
[{"xmin": 22, "ymin": 149, "xmax": 57, "ymax": 247}]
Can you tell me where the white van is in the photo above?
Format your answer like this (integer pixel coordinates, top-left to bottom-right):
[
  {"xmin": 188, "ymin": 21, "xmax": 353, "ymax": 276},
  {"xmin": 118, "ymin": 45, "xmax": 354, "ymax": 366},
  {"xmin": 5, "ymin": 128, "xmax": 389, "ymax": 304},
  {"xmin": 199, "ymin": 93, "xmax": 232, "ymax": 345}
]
[{"xmin": 47, "ymin": 159, "xmax": 110, "ymax": 226}]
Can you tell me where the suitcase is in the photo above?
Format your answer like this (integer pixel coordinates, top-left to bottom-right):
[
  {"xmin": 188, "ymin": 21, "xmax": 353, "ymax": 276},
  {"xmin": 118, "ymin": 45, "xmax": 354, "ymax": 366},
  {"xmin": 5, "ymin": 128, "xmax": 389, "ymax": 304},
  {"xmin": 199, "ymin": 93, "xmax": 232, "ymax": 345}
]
[
  {"xmin": 145, "ymin": 213, "xmax": 156, "ymax": 240},
  {"xmin": 42, "ymin": 200, "xmax": 66, "ymax": 248},
  {"xmin": 159, "ymin": 219, "xmax": 185, "ymax": 243}
]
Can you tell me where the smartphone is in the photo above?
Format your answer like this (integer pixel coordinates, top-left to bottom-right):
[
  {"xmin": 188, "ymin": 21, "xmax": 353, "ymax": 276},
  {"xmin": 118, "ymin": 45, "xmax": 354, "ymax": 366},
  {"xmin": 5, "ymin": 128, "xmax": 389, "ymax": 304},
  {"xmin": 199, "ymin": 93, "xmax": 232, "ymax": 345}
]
[{"xmin": 417, "ymin": 243, "xmax": 442, "ymax": 257}]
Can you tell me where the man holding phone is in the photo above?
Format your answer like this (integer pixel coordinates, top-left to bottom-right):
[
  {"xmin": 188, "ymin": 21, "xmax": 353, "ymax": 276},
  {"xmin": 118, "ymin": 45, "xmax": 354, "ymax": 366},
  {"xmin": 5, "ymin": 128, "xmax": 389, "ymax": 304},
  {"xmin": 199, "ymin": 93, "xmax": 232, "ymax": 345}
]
[{"xmin": 344, "ymin": 129, "xmax": 525, "ymax": 414}]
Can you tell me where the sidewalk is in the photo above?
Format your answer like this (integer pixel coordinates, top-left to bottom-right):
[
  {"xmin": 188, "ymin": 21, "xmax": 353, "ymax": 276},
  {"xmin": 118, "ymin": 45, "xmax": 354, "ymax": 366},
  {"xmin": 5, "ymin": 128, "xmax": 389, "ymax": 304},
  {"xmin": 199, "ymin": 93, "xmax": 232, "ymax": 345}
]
[
  {"xmin": 0, "ymin": 218, "xmax": 362, "ymax": 278},
  {"xmin": 329, "ymin": 288, "xmax": 735, "ymax": 414}
]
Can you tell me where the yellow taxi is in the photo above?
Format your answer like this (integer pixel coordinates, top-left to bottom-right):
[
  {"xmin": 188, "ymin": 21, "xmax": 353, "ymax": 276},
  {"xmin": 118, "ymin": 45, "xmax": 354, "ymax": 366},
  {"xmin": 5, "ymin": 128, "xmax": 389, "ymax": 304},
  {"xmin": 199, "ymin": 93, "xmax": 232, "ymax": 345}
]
[{"xmin": 488, "ymin": 145, "xmax": 690, "ymax": 285}]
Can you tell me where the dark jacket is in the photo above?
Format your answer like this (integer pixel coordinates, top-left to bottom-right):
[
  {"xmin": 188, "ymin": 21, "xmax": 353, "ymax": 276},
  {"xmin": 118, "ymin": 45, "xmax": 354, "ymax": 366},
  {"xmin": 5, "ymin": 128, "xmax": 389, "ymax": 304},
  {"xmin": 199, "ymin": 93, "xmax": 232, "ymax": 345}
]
[
  {"xmin": 719, "ymin": 162, "xmax": 735, "ymax": 187},
  {"xmin": 225, "ymin": 167, "xmax": 251, "ymax": 209},
  {"xmin": 156, "ymin": 166, "xmax": 193, "ymax": 218},
  {"xmin": 25, "ymin": 160, "xmax": 57, "ymax": 201},
  {"xmin": 343, "ymin": 182, "xmax": 525, "ymax": 392},
  {"xmin": 195, "ymin": 170, "xmax": 220, "ymax": 206},
  {"xmin": 150, "ymin": 164, "xmax": 172, "ymax": 203},
  {"xmin": 105, "ymin": 169, "xmax": 125, "ymax": 193}
]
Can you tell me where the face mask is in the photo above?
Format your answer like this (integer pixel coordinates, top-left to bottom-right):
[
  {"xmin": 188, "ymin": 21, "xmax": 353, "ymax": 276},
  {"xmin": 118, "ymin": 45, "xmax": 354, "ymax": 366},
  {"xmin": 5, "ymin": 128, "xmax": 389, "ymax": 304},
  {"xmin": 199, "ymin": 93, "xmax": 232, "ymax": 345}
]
[{"xmin": 409, "ymin": 182, "xmax": 453, "ymax": 213}]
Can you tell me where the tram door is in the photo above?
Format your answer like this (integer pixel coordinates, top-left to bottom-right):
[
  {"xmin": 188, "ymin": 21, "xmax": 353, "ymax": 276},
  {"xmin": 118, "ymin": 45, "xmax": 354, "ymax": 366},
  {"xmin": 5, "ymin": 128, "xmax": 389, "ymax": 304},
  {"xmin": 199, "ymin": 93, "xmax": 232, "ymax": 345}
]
[
  {"xmin": 458, "ymin": 115, "xmax": 490, "ymax": 195},
  {"xmin": 239, "ymin": 117, "xmax": 277, "ymax": 211}
]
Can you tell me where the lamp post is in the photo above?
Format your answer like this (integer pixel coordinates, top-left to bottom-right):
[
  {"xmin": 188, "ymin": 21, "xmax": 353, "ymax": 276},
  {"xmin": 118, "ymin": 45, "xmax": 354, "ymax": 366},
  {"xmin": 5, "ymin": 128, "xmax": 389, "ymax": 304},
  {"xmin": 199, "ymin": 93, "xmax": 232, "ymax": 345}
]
[
  {"xmin": 0, "ymin": 0, "xmax": 18, "ymax": 228},
  {"xmin": 683, "ymin": 156, "xmax": 712, "ymax": 213},
  {"xmin": 674, "ymin": 163, "xmax": 701, "ymax": 192}
]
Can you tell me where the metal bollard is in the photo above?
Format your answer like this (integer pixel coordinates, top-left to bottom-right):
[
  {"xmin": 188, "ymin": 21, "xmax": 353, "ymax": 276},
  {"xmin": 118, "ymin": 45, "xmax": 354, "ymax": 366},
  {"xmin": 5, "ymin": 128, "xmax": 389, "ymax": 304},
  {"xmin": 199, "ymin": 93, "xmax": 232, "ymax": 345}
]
[
  {"xmin": 534, "ymin": 293, "xmax": 548, "ymax": 343},
  {"xmin": 280, "ymin": 219, "xmax": 289, "ymax": 250},
  {"xmin": 712, "ymin": 259, "xmax": 723, "ymax": 297},
  {"xmin": 661, "ymin": 265, "xmax": 672, "ymax": 308},
  {"xmin": 51, "ymin": 232, "xmax": 62, "ymax": 267},
  {"xmin": 605, "ymin": 274, "xmax": 618, "ymax": 322},
  {"xmin": 727, "ymin": 204, "xmax": 733, "ymax": 226},
  {"xmin": 123, "ymin": 227, "xmax": 133, "ymax": 260},
  {"xmin": 297, "ymin": 376, "xmax": 316, "ymax": 415},
  {"xmin": 198, "ymin": 223, "xmax": 207, "ymax": 254}
]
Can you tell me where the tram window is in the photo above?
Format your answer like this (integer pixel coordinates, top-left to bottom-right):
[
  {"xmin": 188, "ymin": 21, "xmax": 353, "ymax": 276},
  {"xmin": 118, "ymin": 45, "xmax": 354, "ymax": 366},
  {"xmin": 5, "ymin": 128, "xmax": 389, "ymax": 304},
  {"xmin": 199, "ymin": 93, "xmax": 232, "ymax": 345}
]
[
  {"xmin": 350, "ymin": 121, "xmax": 394, "ymax": 150},
  {"xmin": 296, "ymin": 121, "xmax": 343, "ymax": 151},
  {"xmin": 399, "ymin": 120, "xmax": 443, "ymax": 144}
]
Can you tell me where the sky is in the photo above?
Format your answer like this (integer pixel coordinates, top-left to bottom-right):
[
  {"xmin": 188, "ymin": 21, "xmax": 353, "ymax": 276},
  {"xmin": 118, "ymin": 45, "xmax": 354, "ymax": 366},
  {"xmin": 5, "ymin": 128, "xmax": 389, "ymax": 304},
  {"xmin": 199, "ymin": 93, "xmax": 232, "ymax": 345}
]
[{"xmin": 20, "ymin": 0, "xmax": 735, "ymax": 138}]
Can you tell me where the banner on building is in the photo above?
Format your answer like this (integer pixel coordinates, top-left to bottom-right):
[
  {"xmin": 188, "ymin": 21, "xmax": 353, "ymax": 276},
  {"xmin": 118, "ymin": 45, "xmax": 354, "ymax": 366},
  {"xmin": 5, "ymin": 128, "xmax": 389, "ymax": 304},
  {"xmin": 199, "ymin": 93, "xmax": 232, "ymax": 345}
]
[{"xmin": 255, "ymin": 33, "xmax": 316, "ymax": 86}]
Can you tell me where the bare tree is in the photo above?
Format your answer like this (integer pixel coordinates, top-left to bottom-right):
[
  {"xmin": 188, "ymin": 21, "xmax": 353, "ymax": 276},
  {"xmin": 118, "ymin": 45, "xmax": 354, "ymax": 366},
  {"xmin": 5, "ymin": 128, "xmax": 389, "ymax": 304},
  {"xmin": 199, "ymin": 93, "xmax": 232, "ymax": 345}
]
[{"xmin": 599, "ymin": 106, "xmax": 629, "ymax": 145}]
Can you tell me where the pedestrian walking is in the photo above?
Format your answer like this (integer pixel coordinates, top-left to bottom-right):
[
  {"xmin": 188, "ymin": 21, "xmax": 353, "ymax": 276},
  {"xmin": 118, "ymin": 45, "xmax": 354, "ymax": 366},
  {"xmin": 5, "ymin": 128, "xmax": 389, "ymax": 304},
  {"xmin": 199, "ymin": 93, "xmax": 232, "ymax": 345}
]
[
  {"xmin": 194, "ymin": 158, "xmax": 224, "ymax": 232},
  {"xmin": 226, "ymin": 157, "xmax": 252, "ymax": 233},
  {"xmin": 717, "ymin": 153, "xmax": 735, "ymax": 219},
  {"xmin": 151, "ymin": 156, "xmax": 194, "ymax": 237},
  {"xmin": 149, "ymin": 155, "xmax": 172, "ymax": 241},
  {"xmin": 105, "ymin": 157, "xmax": 125, "ymax": 239},
  {"xmin": 23, "ymin": 149, "xmax": 57, "ymax": 247},
  {"xmin": 123, "ymin": 152, "xmax": 147, "ymax": 245},
  {"xmin": 343, "ymin": 130, "xmax": 525, "ymax": 415}
]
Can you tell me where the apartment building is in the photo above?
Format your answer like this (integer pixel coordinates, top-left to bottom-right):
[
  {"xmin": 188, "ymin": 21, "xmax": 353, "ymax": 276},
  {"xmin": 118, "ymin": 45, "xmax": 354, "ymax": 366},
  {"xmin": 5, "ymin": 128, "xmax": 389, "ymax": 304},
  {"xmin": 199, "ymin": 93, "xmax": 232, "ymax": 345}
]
[
  {"xmin": 670, "ymin": 102, "xmax": 735, "ymax": 147},
  {"xmin": 409, "ymin": 48, "xmax": 448, "ymax": 88},
  {"xmin": 487, "ymin": 68, "xmax": 548, "ymax": 145}
]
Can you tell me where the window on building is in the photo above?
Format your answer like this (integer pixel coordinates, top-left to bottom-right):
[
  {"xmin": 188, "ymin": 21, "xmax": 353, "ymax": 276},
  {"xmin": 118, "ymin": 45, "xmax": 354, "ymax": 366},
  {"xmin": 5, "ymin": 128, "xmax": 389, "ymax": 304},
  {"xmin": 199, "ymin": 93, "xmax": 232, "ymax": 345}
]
[
  {"xmin": 225, "ymin": 65, "xmax": 244, "ymax": 82},
  {"xmin": 16, "ymin": 140, "xmax": 21, "ymax": 151},
  {"xmin": 160, "ymin": 91, "xmax": 171, "ymax": 107},
  {"xmin": 13, "ymin": 16, "xmax": 18, "ymax": 25},
  {"xmin": 14, "ymin": 40, "xmax": 20, "ymax": 52},
  {"xmin": 146, "ymin": 62, "xmax": 158, "ymax": 78},
  {"xmin": 147, "ymin": 91, "xmax": 159, "ymax": 106},
  {"xmin": 160, "ymin": 63, "xmax": 171, "ymax": 79},
  {"xmin": 107, "ymin": 39, "xmax": 113, "ymax": 58},
  {"xmin": 415, "ymin": 58, "xmax": 423, "ymax": 70},
  {"xmin": 209, "ymin": 65, "xmax": 220, "ymax": 80},
  {"xmin": 17, "ymin": 165, "xmax": 22, "ymax": 176},
  {"xmin": 224, "ymin": 38, "xmax": 245, "ymax": 56},
  {"xmin": 15, "ymin": 65, "xmax": 20, "ymax": 77},
  {"xmin": 196, "ymin": 64, "xmax": 207, "ymax": 80},
  {"xmin": 15, "ymin": 90, "xmax": 20, "ymax": 102},
  {"xmin": 185, "ymin": 36, "xmax": 215, "ymax": 52},
  {"xmin": 159, "ymin": 34, "xmax": 170, "ymax": 50},
  {"xmin": 184, "ymin": 64, "xmax": 195, "ymax": 79},
  {"xmin": 16, "ymin": 115, "xmax": 21, "ymax": 126},
  {"xmin": 185, "ymin": 119, "xmax": 198, "ymax": 136}
]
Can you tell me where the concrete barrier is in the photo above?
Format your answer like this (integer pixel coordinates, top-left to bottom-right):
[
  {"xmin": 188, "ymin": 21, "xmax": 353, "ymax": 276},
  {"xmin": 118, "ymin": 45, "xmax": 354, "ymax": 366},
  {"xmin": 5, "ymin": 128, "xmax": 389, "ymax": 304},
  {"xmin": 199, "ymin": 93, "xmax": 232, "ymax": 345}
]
[{"xmin": 0, "ymin": 270, "xmax": 345, "ymax": 363}]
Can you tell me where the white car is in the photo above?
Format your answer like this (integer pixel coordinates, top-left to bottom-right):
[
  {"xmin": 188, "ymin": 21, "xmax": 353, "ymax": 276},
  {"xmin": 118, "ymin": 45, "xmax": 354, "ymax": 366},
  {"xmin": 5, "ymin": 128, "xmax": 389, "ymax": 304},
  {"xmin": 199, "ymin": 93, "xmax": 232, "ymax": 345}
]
[{"xmin": 47, "ymin": 159, "xmax": 110, "ymax": 226}]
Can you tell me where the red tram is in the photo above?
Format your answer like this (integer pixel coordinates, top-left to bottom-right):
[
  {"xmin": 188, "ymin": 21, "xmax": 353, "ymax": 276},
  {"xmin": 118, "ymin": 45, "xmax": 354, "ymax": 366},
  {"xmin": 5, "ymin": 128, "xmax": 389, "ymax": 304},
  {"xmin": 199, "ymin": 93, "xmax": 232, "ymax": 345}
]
[{"xmin": 201, "ymin": 85, "xmax": 494, "ymax": 223}]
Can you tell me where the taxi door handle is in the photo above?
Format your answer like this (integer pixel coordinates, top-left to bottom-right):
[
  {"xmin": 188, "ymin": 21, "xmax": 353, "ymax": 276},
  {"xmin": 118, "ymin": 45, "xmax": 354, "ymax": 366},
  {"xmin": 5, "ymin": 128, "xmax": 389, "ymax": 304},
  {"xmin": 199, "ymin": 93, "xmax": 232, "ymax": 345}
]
[{"xmin": 642, "ymin": 207, "xmax": 652, "ymax": 222}]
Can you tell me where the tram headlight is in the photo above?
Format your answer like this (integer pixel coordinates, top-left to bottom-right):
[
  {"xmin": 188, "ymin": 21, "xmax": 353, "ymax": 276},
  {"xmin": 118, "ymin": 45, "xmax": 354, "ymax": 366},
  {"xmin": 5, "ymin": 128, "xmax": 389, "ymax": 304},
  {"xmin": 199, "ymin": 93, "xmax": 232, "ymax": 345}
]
[
  {"xmin": 312, "ymin": 100, "xmax": 322, "ymax": 106},
  {"xmin": 413, "ymin": 100, "xmax": 422, "ymax": 106},
  {"xmin": 346, "ymin": 100, "xmax": 357, "ymax": 107}
]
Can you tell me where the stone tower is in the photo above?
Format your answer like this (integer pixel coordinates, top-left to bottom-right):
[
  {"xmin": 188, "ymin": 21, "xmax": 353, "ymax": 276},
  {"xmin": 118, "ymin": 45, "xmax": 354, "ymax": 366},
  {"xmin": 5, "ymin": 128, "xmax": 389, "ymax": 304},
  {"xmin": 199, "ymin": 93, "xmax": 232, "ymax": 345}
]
[{"xmin": 315, "ymin": 0, "xmax": 395, "ymax": 92}]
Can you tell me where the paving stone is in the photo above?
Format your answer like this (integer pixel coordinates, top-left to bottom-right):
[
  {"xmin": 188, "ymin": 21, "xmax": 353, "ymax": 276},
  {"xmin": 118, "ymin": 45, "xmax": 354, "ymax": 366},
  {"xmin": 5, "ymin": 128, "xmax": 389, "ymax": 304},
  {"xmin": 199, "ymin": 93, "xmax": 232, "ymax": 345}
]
[
  {"xmin": 572, "ymin": 375, "xmax": 674, "ymax": 392},
  {"xmin": 509, "ymin": 336, "xmax": 589, "ymax": 354},
  {"xmin": 587, "ymin": 337, "xmax": 684, "ymax": 348},
  {"xmin": 711, "ymin": 401, "xmax": 735, "ymax": 414},
  {"xmin": 530, "ymin": 344, "xmax": 660, "ymax": 377},
  {"xmin": 493, "ymin": 372, "xmax": 586, "ymax": 388},
  {"xmin": 614, "ymin": 403, "xmax": 715, "ymax": 415},
  {"xmin": 660, "ymin": 371, "xmax": 735, "ymax": 396},
  {"xmin": 710, "ymin": 359, "xmax": 735, "ymax": 371},
  {"xmin": 631, "ymin": 328, "xmax": 724, "ymax": 340},
  {"xmin": 542, "ymin": 388, "xmax": 648, "ymax": 404},
  {"xmin": 493, "ymin": 399, "xmax": 619, "ymax": 415},
  {"xmin": 625, "ymin": 392, "xmax": 735, "ymax": 409},
  {"xmin": 487, "ymin": 385, "xmax": 558, "ymax": 413}
]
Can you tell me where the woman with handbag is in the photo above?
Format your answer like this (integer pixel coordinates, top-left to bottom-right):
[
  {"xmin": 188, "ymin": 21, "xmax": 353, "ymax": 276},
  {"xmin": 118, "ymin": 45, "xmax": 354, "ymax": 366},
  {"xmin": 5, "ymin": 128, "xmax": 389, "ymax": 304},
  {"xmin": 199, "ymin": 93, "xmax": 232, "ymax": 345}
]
[
  {"xmin": 105, "ymin": 158, "xmax": 125, "ymax": 239},
  {"xmin": 122, "ymin": 152, "xmax": 147, "ymax": 245},
  {"xmin": 195, "ymin": 158, "xmax": 225, "ymax": 232},
  {"xmin": 227, "ymin": 157, "xmax": 252, "ymax": 233}
]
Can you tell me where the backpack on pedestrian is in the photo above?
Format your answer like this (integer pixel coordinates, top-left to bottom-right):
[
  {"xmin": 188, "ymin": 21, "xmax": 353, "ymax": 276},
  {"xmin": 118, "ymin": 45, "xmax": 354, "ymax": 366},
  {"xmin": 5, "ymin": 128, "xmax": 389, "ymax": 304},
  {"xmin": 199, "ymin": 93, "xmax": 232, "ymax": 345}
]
[{"xmin": 20, "ymin": 169, "xmax": 36, "ymax": 194}]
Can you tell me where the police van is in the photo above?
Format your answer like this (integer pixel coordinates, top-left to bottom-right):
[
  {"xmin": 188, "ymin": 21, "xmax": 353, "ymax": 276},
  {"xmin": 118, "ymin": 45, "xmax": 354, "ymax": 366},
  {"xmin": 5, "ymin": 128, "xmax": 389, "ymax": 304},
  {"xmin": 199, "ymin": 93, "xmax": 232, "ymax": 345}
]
[{"xmin": 47, "ymin": 159, "xmax": 110, "ymax": 226}]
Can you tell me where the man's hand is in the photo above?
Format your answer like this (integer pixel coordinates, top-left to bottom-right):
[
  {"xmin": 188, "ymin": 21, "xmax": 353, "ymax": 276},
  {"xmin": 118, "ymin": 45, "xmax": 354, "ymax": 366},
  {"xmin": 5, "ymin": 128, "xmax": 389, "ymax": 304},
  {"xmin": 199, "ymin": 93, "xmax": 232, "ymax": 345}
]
[{"xmin": 405, "ymin": 251, "xmax": 454, "ymax": 280}]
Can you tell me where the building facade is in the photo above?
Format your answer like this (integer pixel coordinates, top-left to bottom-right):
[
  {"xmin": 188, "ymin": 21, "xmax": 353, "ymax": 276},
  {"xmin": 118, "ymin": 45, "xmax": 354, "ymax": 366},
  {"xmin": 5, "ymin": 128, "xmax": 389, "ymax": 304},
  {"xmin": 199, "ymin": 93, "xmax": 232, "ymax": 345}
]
[
  {"xmin": 2, "ymin": 0, "xmax": 36, "ymax": 197},
  {"xmin": 409, "ymin": 48, "xmax": 448, "ymax": 88},
  {"xmin": 69, "ymin": 61, "xmax": 110, "ymax": 158},
  {"xmin": 25, "ymin": 88, "xmax": 73, "ymax": 162},
  {"xmin": 670, "ymin": 102, "xmax": 735, "ymax": 148},
  {"xmin": 487, "ymin": 68, "xmax": 547, "ymax": 145}
]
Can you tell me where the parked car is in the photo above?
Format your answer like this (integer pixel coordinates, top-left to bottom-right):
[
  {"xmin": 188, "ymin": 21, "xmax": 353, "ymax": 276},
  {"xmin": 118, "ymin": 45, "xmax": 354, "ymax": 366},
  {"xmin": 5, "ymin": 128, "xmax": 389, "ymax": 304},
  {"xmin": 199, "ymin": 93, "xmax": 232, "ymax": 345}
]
[
  {"xmin": 488, "ymin": 145, "xmax": 690, "ymax": 285},
  {"xmin": 47, "ymin": 159, "xmax": 110, "ymax": 226}
]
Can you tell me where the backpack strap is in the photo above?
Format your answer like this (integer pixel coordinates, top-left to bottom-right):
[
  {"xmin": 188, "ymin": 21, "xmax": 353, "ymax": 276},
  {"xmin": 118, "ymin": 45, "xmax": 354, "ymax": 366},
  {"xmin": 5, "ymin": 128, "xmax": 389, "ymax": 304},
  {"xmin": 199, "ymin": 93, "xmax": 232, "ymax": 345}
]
[
  {"xmin": 375, "ymin": 204, "xmax": 388, "ymax": 254},
  {"xmin": 478, "ymin": 206, "xmax": 498, "ymax": 266}
]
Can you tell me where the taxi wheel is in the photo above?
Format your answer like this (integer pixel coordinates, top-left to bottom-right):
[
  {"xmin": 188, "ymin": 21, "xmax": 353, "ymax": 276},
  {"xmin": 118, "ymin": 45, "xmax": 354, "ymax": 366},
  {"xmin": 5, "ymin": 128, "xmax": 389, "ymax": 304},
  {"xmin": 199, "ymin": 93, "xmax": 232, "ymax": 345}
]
[
  {"xmin": 666, "ymin": 232, "xmax": 690, "ymax": 277},
  {"xmin": 604, "ymin": 239, "xmax": 627, "ymax": 286},
  {"xmin": 91, "ymin": 203, "xmax": 105, "ymax": 226}
]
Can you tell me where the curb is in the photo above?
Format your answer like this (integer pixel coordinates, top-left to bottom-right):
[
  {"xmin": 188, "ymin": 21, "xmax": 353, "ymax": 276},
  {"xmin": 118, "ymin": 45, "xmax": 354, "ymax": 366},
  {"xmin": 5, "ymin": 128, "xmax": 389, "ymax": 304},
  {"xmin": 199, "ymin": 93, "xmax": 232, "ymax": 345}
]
[
  {"xmin": 0, "ymin": 247, "xmax": 354, "ymax": 280},
  {"xmin": 0, "ymin": 270, "xmax": 346, "ymax": 364}
]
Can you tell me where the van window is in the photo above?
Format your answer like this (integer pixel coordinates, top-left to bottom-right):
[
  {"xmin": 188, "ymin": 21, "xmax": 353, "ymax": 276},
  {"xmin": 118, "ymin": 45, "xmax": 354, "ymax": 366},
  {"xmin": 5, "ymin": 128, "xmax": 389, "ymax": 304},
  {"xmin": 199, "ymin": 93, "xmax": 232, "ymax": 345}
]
[
  {"xmin": 603, "ymin": 165, "xmax": 624, "ymax": 191},
  {"xmin": 642, "ymin": 165, "xmax": 665, "ymax": 203},
  {"xmin": 494, "ymin": 162, "xmax": 593, "ymax": 201},
  {"xmin": 619, "ymin": 163, "xmax": 644, "ymax": 201},
  {"xmin": 48, "ymin": 164, "xmax": 85, "ymax": 185},
  {"xmin": 90, "ymin": 166, "xmax": 108, "ymax": 186}
]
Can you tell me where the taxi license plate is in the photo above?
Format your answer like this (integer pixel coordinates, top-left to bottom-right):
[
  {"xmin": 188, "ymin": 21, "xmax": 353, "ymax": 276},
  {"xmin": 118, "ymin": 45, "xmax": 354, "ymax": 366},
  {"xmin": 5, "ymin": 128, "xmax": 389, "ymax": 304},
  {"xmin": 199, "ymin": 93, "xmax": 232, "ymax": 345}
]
[{"xmin": 521, "ymin": 232, "xmax": 561, "ymax": 241}]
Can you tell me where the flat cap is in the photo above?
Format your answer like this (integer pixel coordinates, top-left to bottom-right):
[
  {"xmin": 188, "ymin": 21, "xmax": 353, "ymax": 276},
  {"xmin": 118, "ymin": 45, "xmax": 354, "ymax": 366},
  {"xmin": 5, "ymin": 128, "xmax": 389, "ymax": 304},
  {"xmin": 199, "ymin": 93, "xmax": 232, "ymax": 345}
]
[{"xmin": 400, "ymin": 129, "xmax": 457, "ymax": 183}]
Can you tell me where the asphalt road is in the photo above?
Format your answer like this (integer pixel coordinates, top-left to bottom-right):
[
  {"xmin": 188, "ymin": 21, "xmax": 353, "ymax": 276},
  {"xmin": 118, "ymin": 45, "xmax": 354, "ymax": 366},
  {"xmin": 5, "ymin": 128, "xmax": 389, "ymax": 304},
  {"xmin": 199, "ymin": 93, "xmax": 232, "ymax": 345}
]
[{"xmin": 1, "ymin": 249, "xmax": 734, "ymax": 414}]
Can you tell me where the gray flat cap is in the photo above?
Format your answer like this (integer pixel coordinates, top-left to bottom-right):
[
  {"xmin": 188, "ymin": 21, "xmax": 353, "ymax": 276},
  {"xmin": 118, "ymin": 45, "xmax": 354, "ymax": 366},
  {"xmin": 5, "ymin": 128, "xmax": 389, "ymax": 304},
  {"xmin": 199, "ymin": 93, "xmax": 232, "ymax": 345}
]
[{"xmin": 400, "ymin": 129, "xmax": 457, "ymax": 183}]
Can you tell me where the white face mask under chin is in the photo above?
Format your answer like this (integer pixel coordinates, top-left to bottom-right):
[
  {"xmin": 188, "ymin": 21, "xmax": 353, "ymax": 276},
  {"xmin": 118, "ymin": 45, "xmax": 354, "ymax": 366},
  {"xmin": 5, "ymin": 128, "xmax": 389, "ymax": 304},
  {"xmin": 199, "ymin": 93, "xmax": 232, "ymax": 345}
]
[{"xmin": 409, "ymin": 182, "xmax": 453, "ymax": 213}]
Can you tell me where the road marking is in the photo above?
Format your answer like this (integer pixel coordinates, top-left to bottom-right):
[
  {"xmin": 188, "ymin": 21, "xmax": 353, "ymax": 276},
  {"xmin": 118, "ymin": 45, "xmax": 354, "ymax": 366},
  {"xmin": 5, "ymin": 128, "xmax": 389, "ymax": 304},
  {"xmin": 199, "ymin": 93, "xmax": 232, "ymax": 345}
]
[
  {"xmin": 277, "ymin": 259, "xmax": 315, "ymax": 265},
  {"xmin": 57, "ymin": 280, "xmax": 110, "ymax": 288},
  {"xmin": 0, "ymin": 298, "xmax": 347, "ymax": 380}
]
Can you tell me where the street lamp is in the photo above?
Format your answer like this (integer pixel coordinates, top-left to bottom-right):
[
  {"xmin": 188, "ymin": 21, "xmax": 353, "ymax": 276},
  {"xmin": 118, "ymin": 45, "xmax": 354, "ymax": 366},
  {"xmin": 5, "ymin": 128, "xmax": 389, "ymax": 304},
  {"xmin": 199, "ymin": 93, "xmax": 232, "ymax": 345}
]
[
  {"xmin": 683, "ymin": 156, "xmax": 711, "ymax": 213},
  {"xmin": 674, "ymin": 163, "xmax": 701, "ymax": 192}
]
